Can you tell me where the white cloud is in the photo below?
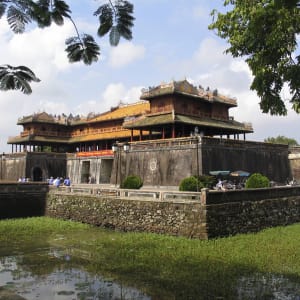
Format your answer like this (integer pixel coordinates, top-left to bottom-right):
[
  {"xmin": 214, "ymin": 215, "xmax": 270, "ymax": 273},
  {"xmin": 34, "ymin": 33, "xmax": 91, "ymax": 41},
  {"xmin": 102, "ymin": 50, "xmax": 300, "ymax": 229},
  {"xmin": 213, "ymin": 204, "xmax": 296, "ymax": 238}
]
[
  {"xmin": 100, "ymin": 83, "xmax": 142, "ymax": 110},
  {"xmin": 0, "ymin": 19, "xmax": 11, "ymax": 38},
  {"xmin": 74, "ymin": 100, "xmax": 99, "ymax": 116},
  {"xmin": 193, "ymin": 38, "xmax": 229, "ymax": 69},
  {"xmin": 0, "ymin": 20, "xmax": 79, "ymax": 78},
  {"xmin": 108, "ymin": 42, "xmax": 145, "ymax": 68}
]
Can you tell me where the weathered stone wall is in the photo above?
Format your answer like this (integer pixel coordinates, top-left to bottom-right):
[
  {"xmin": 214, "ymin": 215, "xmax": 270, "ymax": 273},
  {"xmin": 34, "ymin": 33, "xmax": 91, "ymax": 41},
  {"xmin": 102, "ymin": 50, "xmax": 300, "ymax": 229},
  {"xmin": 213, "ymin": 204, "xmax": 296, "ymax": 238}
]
[
  {"xmin": 1, "ymin": 183, "xmax": 300, "ymax": 239},
  {"xmin": 201, "ymin": 138, "xmax": 290, "ymax": 183},
  {"xmin": 0, "ymin": 183, "xmax": 48, "ymax": 219},
  {"xmin": 1, "ymin": 153, "xmax": 26, "ymax": 181},
  {"xmin": 289, "ymin": 147, "xmax": 300, "ymax": 182},
  {"xmin": 112, "ymin": 142, "xmax": 199, "ymax": 186},
  {"xmin": 45, "ymin": 185, "xmax": 300, "ymax": 239},
  {"xmin": 1, "ymin": 137, "xmax": 292, "ymax": 186},
  {"xmin": 67, "ymin": 154, "xmax": 114, "ymax": 184},
  {"xmin": 1, "ymin": 152, "xmax": 67, "ymax": 181},
  {"xmin": 45, "ymin": 192, "xmax": 207, "ymax": 239},
  {"xmin": 111, "ymin": 137, "xmax": 291, "ymax": 187},
  {"xmin": 26, "ymin": 152, "xmax": 67, "ymax": 181},
  {"xmin": 205, "ymin": 186, "xmax": 300, "ymax": 238}
]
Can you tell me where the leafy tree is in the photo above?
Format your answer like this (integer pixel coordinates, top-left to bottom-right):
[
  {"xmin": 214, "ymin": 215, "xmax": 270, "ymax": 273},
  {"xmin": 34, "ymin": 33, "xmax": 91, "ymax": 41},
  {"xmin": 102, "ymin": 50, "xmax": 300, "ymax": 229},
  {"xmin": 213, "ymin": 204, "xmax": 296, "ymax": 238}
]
[
  {"xmin": 209, "ymin": 0, "xmax": 300, "ymax": 116},
  {"xmin": 0, "ymin": 0, "xmax": 134, "ymax": 93},
  {"xmin": 264, "ymin": 135, "xmax": 299, "ymax": 146}
]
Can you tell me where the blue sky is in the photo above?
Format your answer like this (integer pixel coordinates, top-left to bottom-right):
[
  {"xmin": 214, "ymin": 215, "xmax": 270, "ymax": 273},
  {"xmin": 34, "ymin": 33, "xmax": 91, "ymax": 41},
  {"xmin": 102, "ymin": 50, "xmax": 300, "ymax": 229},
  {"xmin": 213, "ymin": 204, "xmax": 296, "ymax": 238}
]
[{"xmin": 0, "ymin": 0, "xmax": 299, "ymax": 152}]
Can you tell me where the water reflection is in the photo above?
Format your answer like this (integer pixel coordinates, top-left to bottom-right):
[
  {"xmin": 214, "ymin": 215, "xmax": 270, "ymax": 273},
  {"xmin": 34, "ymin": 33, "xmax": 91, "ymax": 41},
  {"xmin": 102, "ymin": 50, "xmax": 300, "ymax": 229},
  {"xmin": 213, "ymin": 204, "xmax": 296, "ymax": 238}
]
[
  {"xmin": 0, "ymin": 248, "xmax": 151, "ymax": 300},
  {"xmin": 1, "ymin": 237, "xmax": 300, "ymax": 299},
  {"xmin": 237, "ymin": 273, "xmax": 300, "ymax": 300}
]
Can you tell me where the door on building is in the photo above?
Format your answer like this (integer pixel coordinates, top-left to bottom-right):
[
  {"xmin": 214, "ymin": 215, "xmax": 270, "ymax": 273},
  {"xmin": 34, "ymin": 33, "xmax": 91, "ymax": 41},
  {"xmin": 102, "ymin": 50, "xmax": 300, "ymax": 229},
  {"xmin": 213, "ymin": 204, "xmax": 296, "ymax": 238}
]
[
  {"xmin": 100, "ymin": 159, "xmax": 113, "ymax": 183},
  {"xmin": 81, "ymin": 161, "xmax": 90, "ymax": 183},
  {"xmin": 33, "ymin": 167, "xmax": 43, "ymax": 181}
]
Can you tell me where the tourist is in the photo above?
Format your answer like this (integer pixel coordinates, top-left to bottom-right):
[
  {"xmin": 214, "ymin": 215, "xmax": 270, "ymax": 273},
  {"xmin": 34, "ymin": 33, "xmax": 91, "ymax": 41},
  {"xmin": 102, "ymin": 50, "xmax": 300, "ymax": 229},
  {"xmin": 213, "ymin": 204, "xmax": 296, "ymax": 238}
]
[
  {"xmin": 63, "ymin": 177, "xmax": 71, "ymax": 186},
  {"xmin": 216, "ymin": 179, "xmax": 223, "ymax": 190},
  {"xmin": 53, "ymin": 177, "xmax": 60, "ymax": 188},
  {"xmin": 48, "ymin": 176, "xmax": 54, "ymax": 185}
]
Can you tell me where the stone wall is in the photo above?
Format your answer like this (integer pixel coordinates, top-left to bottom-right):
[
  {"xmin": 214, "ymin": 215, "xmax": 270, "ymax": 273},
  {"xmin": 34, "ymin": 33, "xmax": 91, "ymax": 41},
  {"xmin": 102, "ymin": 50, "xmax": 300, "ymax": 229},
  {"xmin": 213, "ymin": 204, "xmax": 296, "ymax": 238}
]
[
  {"xmin": 1, "ymin": 153, "xmax": 26, "ymax": 181},
  {"xmin": 1, "ymin": 183, "xmax": 300, "ymax": 239},
  {"xmin": 67, "ymin": 154, "xmax": 113, "ymax": 184},
  {"xmin": 45, "ymin": 185, "xmax": 300, "ymax": 239},
  {"xmin": 112, "ymin": 137, "xmax": 291, "ymax": 186},
  {"xmin": 1, "ymin": 137, "xmax": 292, "ymax": 186},
  {"xmin": 1, "ymin": 152, "xmax": 67, "ymax": 181},
  {"xmin": 289, "ymin": 147, "xmax": 300, "ymax": 182},
  {"xmin": 26, "ymin": 152, "xmax": 67, "ymax": 181},
  {"xmin": 112, "ymin": 140, "xmax": 198, "ymax": 186},
  {"xmin": 0, "ymin": 183, "xmax": 48, "ymax": 219},
  {"xmin": 45, "ymin": 192, "xmax": 207, "ymax": 238},
  {"xmin": 205, "ymin": 186, "xmax": 300, "ymax": 238},
  {"xmin": 201, "ymin": 138, "xmax": 290, "ymax": 183}
]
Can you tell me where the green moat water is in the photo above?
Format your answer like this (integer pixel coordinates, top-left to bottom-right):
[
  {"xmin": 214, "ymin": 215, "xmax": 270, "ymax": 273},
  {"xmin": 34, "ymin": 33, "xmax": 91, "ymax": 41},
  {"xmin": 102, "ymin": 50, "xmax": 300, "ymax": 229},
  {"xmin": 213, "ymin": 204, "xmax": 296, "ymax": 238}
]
[
  {"xmin": 1, "ymin": 218, "xmax": 300, "ymax": 299},
  {"xmin": 0, "ymin": 241, "xmax": 151, "ymax": 300}
]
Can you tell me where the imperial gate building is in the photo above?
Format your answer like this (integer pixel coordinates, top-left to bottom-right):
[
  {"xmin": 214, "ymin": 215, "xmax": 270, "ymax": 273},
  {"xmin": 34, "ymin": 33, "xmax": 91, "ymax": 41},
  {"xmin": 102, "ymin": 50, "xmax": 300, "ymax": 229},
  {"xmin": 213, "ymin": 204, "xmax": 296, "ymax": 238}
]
[{"xmin": 3, "ymin": 80, "xmax": 292, "ymax": 185}]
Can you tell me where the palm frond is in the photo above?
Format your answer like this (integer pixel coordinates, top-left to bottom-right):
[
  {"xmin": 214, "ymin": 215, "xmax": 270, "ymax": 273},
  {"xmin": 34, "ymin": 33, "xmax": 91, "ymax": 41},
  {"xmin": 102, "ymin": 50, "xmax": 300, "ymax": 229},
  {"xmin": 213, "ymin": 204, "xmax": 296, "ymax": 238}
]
[
  {"xmin": 7, "ymin": 5, "xmax": 31, "ymax": 33},
  {"xmin": 0, "ymin": 2, "xmax": 7, "ymax": 19},
  {"xmin": 94, "ymin": 4, "xmax": 113, "ymax": 37},
  {"xmin": 30, "ymin": 0, "xmax": 51, "ymax": 28},
  {"xmin": 115, "ymin": 0, "xmax": 134, "ymax": 41},
  {"xmin": 65, "ymin": 35, "xmax": 100, "ymax": 65},
  {"xmin": 95, "ymin": 1, "xmax": 134, "ymax": 45},
  {"xmin": 81, "ymin": 34, "xmax": 100, "ymax": 64},
  {"xmin": 0, "ymin": 65, "xmax": 40, "ymax": 94},
  {"xmin": 30, "ymin": 0, "xmax": 70, "ymax": 28},
  {"xmin": 51, "ymin": 0, "xmax": 71, "ymax": 25},
  {"xmin": 109, "ymin": 26, "xmax": 121, "ymax": 46}
]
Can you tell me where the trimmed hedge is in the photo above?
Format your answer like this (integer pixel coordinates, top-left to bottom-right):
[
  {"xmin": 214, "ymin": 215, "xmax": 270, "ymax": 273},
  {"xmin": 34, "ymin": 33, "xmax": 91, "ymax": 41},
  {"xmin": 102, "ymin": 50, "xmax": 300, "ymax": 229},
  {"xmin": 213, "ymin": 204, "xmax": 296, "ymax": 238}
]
[
  {"xmin": 179, "ymin": 175, "xmax": 214, "ymax": 192},
  {"xmin": 245, "ymin": 173, "xmax": 270, "ymax": 189},
  {"xmin": 121, "ymin": 175, "xmax": 143, "ymax": 189}
]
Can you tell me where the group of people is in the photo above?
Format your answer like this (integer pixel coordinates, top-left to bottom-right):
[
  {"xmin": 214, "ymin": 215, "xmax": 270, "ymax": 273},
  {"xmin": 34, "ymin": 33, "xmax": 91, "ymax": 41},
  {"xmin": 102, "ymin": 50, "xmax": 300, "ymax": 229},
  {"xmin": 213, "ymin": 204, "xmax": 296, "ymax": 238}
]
[
  {"xmin": 215, "ymin": 178, "xmax": 244, "ymax": 190},
  {"xmin": 48, "ymin": 176, "xmax": 71, "ymax": 187},
  {"xmin": 18, "ymin": 177, "xmax": 29, "ymax": 183}
]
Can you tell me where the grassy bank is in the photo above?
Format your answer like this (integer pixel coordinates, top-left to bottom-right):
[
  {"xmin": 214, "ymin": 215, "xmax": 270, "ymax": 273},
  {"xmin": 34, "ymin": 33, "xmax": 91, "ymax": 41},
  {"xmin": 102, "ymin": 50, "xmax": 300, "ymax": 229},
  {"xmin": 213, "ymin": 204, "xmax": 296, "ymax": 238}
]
[{"xmin": 1, "ymin": 217, "xmax": 300, "ymax": 299}]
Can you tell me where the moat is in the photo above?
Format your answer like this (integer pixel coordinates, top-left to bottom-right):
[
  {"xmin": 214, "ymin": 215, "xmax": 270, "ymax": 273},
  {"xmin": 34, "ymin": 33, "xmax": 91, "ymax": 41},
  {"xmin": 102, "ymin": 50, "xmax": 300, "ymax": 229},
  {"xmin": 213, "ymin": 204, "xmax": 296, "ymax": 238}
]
[
  {"xmin": 0, "ymin": 233, "xmax": 151, "ymax": 300},
  {"xmin": 1, "ymin": 221, "xmax": 300, "ymax": 300}
]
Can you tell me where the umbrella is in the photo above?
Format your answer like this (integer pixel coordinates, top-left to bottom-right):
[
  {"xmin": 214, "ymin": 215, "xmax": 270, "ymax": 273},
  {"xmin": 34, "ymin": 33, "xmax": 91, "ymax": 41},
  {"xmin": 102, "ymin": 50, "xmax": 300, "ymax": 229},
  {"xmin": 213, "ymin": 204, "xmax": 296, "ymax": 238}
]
[
  {"xmin": 209, "ymin": 170, "xmax": 230, "ymax": 176},
  {"xmin": 230, "ymin": 170, "xmax": 250, "ymax": 177}
]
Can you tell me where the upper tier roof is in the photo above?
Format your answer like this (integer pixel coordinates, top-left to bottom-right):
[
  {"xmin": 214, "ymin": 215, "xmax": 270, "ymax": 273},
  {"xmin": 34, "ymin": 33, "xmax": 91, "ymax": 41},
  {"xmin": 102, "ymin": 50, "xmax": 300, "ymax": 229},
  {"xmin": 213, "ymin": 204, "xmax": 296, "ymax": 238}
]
[{"xmin": 141, "ymin": 79, "xmax": 237, "ymax": 107}]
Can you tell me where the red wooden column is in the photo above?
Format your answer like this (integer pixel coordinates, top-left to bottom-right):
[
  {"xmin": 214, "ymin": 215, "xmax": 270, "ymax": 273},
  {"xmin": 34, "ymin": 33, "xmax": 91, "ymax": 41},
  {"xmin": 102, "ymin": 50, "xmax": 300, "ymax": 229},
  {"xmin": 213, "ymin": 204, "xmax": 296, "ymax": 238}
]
[{"xmin": 172, "ymin": 124, "xmax": 175, "ymax": 138}]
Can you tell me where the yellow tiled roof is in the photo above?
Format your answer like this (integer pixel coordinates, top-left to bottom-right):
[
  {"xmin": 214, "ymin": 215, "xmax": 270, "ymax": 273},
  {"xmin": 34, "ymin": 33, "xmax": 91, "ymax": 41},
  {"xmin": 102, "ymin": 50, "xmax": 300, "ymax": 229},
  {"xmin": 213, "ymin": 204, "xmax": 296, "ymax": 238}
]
[
  {"xmin": 69, "ymin": 129, "xmax": 144, "ymax": 143},
  {"xmin": 88, "ymin": 101, "xmax": 150, "ymax": 123},
  {"xmin": 8, "ymin": 129, "xmax": 146, "ymax": 145}
]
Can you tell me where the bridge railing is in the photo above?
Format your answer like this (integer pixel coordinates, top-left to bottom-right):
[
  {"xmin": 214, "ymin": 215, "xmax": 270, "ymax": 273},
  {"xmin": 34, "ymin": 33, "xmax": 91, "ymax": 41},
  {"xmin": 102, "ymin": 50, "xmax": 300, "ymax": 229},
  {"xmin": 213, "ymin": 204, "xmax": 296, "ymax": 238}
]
[{"xmin": 49, "ymin": 185, "xmax": 203, "ymax": 202}]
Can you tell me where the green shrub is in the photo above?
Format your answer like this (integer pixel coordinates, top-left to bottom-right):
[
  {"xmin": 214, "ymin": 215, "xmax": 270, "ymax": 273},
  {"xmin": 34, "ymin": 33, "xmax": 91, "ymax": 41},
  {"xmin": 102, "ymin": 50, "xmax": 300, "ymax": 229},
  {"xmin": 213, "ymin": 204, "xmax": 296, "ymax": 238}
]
[
  {"xmin": 179, "ymin": 176, "xmax": 204, "ymax": 192},
  {"xmin": 196, "ymin": 175, "xmax": 216, "ymax": 189},
  {"xmin": 121, "ymin": 175, "xmax": 143, "ymax": 189},
  {"xmin": 245, "ymin": 173, "xmax": 270, "ymax": 189}
]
